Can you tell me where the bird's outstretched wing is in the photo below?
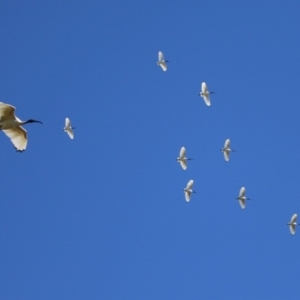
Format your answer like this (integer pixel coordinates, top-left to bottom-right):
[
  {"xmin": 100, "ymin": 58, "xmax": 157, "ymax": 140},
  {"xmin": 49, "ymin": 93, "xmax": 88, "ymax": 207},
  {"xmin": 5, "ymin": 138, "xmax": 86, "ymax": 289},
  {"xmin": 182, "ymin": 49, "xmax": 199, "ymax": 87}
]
[
  {"xmin": 186, "ymin": 179, "xmax": 194, "ymax": 190},
  {"xmin": 290, "ymin": 224, "xmax": 296, "ymax": 235},
  {"xmin": 65, "ymin": 128, "xmax": 74, "ymax": 139},
  {"xmin": 224, "ymin": 151, "xmax": 230, "ymax": 162},
  {"xmin": 224, "ymin": 139, "xmax": 230, "ymax": 149},
  {"xmin": 291, "ymin": 214, "xmax": 297, "ymax": 223},
  {"xmin": 185, "ymin": 191, "xmax": 191, "ymax": 202},
  {"xmin": 158, "ymin": 51, "xmax": 164, "ymax": 62},
  {"xmin": 239, "ymin": 187, "xmax": 246, "ymax": 197},
  {"xmin": 180, "ymin": 160, "xmax": 187, "ymax": 170},
  {"xmin": 3, "ymin": 126, "xmax": 27, "ymax": 151},
  {"xmin": 179, "ymin": 146, "xmax": 186, "ymax": 158},
  {"xmin": 65, "ymin": 117, "xmax": 71, "ymax": 128},
  {"xmin": 202, "ymin": 94, "xmax": 211, "ymax": 106},
  {"xmin": 0, "ymin": 102, "xmax": 16, "ymax": 122},
  {"xmin": 201, "ymin": 82, "xmax": 208, "ymax": 93},
  {"xmin": 159, "ymin": 62, "xmax": 167, "ymax": 71},
  {"xmin": 238, "ymin": 198, "xmax": 246, "ymax": 209}
]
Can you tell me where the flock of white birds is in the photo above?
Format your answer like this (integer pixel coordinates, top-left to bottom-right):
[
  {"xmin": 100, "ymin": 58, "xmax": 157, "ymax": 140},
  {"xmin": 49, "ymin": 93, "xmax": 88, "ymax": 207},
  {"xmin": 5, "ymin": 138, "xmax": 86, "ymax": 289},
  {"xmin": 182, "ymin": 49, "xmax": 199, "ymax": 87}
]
[
  {"xmin": 0, "ymin": 51, "xmax": 297, "ymax": 235},
  {"xmin": 157, "ymin": 50, "xmax": 298, "ymax": 235}
]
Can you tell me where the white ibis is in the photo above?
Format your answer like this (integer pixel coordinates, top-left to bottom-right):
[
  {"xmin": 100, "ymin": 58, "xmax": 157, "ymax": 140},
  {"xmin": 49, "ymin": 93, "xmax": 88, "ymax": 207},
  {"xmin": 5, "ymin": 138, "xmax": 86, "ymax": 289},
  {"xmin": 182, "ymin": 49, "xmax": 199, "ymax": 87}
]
[
  {"xmin": 0, "ymin": 102, "xmax": 42, "ymax": 151},
  {"xmin": 184, "ymin": 179, "xmax": 196, "ymax": 202},
  {"xmin": 177, "ymin": 146, "xmax": 192, "ymax": 170},
  {"xmin": 287, "ymin": 214, "xmax": 298, "ymax": 235},
  {"xmin": 236, "ymin": 187, "xmax": 251, "ymax": 209},
  {"xmin": 221, "ymin": 139, "xmax": 236, "ymax": 161},
  {"xmin": 199, "ymin": 82, "xmax": 214, "ymax": 106},
  {"xmin": 64, "ymin": 118, "xmax": 74, "ymax": 139},
  {"xmin": 156, "ymin": 51, "xmax": 168, "ymax": 71}
]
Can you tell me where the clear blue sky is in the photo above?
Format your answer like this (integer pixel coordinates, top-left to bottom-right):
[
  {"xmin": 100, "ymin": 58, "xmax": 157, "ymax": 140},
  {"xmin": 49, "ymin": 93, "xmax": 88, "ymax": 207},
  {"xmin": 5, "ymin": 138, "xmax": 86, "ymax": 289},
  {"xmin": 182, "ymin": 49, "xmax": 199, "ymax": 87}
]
[{"xmin": 0, "ymin": 1, "xmax": 299, "ymax": 299}]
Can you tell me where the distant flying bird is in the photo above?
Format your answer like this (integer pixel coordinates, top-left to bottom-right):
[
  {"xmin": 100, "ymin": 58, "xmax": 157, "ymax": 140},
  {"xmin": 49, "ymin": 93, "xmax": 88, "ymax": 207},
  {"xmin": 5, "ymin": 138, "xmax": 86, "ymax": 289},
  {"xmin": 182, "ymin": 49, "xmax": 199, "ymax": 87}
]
[
  {"xmin": 184, "ymin": 179, "xmax": 196, "ymax": 202},
  {"xmin": 199, "ymin": 82, "xmax": 214, "ymax": 106},
  {"xmin": 221, "ymin": 139, "xmax": 236, "ymax": 161},
  {"xmin": 177, "ymin": 146, "xmax": 192, "ymax": 170},
  {"xmin": 236, "ymin": 187, "xmax": 251, "ymax": 209},
  {"xmin": 0, "ymin": 102, "xmax": 42, "ymax": 151},
  {"xmin": 156, "ymin": 51, "xmax": 168, "ymax": 71},
  {"xmin": 64, "ymin": 118, "xmax": 74, "ymax": 139},
  {"xmin": 287, "ymin": 214, "xmax": 298, "ymax": 235}
]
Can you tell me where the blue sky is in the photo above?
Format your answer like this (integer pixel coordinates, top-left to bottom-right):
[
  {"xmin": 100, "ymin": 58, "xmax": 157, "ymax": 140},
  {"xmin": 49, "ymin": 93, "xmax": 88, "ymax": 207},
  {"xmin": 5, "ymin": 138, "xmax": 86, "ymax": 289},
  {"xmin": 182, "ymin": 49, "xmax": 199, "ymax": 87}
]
[{"xmin": 0, "ymin": 1, "xmax": 300, "ymax": 299}]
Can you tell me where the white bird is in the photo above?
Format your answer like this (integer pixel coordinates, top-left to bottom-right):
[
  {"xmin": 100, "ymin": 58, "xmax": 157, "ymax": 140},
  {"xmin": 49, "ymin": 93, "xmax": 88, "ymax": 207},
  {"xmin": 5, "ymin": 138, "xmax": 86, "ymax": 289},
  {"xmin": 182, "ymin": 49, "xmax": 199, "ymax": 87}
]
[
  {"xmin": 287, "ymin": 214, "xmax": 298, "ymax": 235},
  {"xmin": 221, "ymin": 139, "xmax": 236, "ymax": 161},
  {"xmin": 183, "ymin": 179, "xmax": 196, "ymax": 202},
  {"xmin": 156, "ymin": 51, "xmax": 168, "ymax": 71},
  {"xmin": 177, "ymin": 146, "xmax": 192, "ymax": 170},
  {"xmin": 236, "ymin": 187, "xmax": 251, "ymax": 209},
  {"xmin": 199, "ymin": 82, "xmax": 214, "ymax": 106},
  {"xmin": 64, "ymin": 118, "xmax": 74, "ymax": 139},
  {"xmin": 0, "ymin": 102, "xmax": 42, "ymax": 151}
]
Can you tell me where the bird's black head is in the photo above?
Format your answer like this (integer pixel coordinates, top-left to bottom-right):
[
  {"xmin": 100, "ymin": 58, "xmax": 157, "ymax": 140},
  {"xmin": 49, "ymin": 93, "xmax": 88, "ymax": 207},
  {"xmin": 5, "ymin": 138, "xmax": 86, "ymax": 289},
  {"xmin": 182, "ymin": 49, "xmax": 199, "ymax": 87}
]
[{"xmin": 25, "ymin": 119, "xmax": 43, "ymax": 124}]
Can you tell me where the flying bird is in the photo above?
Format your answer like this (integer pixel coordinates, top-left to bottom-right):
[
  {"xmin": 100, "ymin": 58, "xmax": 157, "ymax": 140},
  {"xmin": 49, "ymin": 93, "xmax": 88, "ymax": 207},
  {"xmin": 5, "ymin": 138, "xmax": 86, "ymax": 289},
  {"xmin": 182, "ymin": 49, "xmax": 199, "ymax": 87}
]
[
  {"xmin": 184, "ymin": 179, "xmax": 196, "ymax": 202},
  {"xmin": 221, "ymin": 139, "xmax": 236, "ymax": 161},
  {"xmin": 64, "ymin": 118, "xmax": 74, "ymax": 139},
  {"xmin": 0, "ymin": 102, "xmax": 42, "ymax": 151},
  {"xmin": 199, "ymin": 82, "xmax": 214, "ymax": 106},
  {"xmin": 177, "ymin": 146, "xmax": 192, "ymax": 170},
  {"xmin": 156, "ymin": 51, "xmax": 168, "ymax": 71},
  {"xmin": 236, "ymin": 187, "xmax": 251, "ymax": 209},
  {"xmin": 287, "ymin": 214, "xmax": 298, "ymax": 235}
]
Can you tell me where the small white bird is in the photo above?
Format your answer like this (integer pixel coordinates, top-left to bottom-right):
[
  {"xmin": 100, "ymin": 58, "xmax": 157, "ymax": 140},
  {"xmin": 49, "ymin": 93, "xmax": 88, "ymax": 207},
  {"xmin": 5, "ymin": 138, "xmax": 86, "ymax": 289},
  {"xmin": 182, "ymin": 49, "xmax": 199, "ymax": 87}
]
[
  {"xmin": 183, "ymin": 179, "xmax": 196, "ymax": 202},
  {"xmin": 156, "ymin": 51, "xmax": 168, "ymax": 71},
  {"xmin": 199, "ymin": 82, "xmax": 214, "ymax": 106},
  {"xmin": 64, "ymin": 118, "xmax": 74, "ymax": 139},
  {"xmin": 236, "ymin": 187, "xmax": 251, "ymax": 209},
  {"xmin": 0, "ymin": 102, "xmax": 42, "ymax": 151},
  {"xmin": 287, "ymin": 214, "xmax": 298, "ymax": 235},
  {"xmin": 177, "ymin": 146, "xmax": 193, "ymax": 170},
  {"xmin": 221, "ymin": 139, "xmax": 236, "ymax": 161}
]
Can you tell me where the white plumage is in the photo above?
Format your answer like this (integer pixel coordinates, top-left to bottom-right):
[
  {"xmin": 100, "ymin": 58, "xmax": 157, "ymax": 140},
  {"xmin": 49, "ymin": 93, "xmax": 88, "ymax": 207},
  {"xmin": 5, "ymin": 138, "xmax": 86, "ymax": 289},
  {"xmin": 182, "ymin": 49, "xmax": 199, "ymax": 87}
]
[
  {"xmin": 184, "ymin": 179, "xmax": 195, "ymax": 202},
  {"xmin": 199, "ymin": 82, "xmax": 214, "ymax": 106},
  {"xmin": 236, "ymin": 187, "xmax": 251, "ymax": 209},
  {"xmin": 288, "ymin": 214, "xmax": 298, "ymax": 235},
  {"xmin": 221, "ymin": 139, "xmax": 236, "ymax": 162},
  {"xmin": 177, "ymin": 146, "xmax": 192, "ymax": 170},
  {"xmin": 156, "ymin": 51, "xmax": 168, "ymax": 71},
  {"xmin": 64, "ymin": 118, "xmax": 74, "ymax": 139},
  {"xmin": 0, "ymin": 102, "xmax": 42, "ymax": 151}
]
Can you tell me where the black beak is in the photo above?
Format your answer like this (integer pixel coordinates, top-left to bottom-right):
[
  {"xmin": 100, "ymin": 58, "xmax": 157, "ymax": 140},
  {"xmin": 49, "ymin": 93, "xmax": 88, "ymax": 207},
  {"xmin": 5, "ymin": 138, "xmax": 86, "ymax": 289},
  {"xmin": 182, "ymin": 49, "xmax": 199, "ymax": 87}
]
[{"xmin": 26, "ymin": 119, "xmax": 43, "ymax": 124}]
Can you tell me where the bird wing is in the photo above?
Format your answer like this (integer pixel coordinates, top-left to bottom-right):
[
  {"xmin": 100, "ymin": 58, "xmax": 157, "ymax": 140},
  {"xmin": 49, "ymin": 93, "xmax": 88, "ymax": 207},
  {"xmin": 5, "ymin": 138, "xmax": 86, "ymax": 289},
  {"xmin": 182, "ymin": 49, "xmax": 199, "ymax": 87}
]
[
  {"xmin": 0, "ymin": 102, "xmax": 16, "ymax": 122},
  {"xmin": 65, "ymin": 117, "xmax": 71, "ymax": 128},
  {"xmin": 291, "ymin": 213, "xmax": 297, "ymax": 223},
  {"xmin": 239, "ymin": 198, "xmax": 246, "ymax": 209},
  {"xmin": 224, "ymin": 151, "xmax": 230, "ymax": 162},
  {"xmin": 202, "ymin": 94, "xmax": 211, "ymax": 106},
  {"xmin": 201, "ymin": 82, "xmax": 208, "ymax": 93},
  {"xmin": 185, "ymin": 191, "xmax": 191, "ymax": 202},
  {"xmin": 2, "ymin": 126, "xmax": 27, "ymax": 151},
  {"xmin": 290, "ymin": 224, "xmax": 296, "ymax": 235},
  {"xmin": 158, "ymin": 51, "xmax": 164, "ymax": 62},
  {"xmin": 239, "ymin": 187, "xmax": 246, "ymax": 197},
  {"xmin": 186, "ymin": 179, "xmax": 194, "ymax": 190},
  {"xmin": 179, "ymin": 146, "xmax": 186, "ymax": 158},
  {"xmin": 179, "ymin": 160, "xmax": 187, "ymax": 170},
  {"xmin": 159, "ymin": 62, "xmax": 167, "ymax": 71},
  {"xmin": 65, "ymin": 128, "xmax": 74, "ymax": 139},
  {"xmin": 224, "ymin": 139, "xmax": 230, "ymax": 149}
]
